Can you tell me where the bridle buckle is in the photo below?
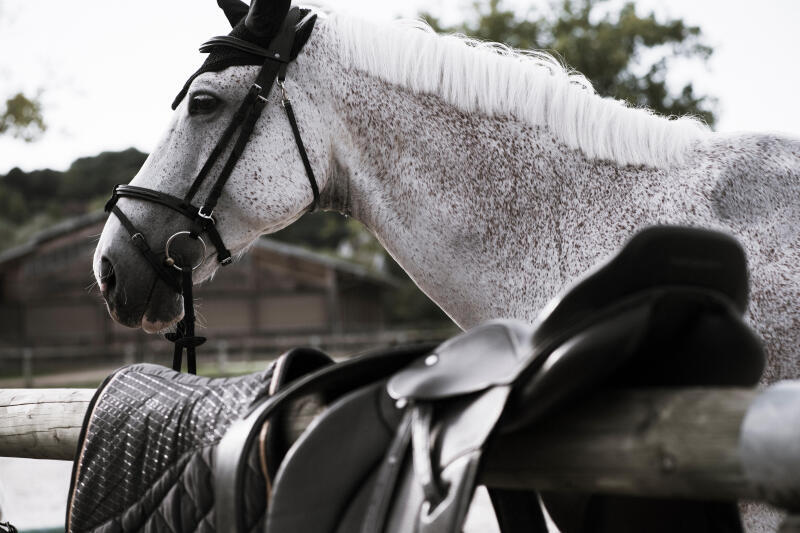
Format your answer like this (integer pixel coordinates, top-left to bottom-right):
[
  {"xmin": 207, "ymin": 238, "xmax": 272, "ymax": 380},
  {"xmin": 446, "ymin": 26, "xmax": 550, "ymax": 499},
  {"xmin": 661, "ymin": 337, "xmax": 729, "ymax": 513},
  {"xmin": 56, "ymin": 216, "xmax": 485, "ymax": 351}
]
[
  {"xmin": 250, "ymin": 83, "xmax": 268, "ymax": 104},
  {"xmin": 277, "ymin": 80, "xmax": 289, "ymax": 107},
  {"xmin": 197, "ymin": 207, "xmax": 215, "ymax": 223},
  {"xmin": 130, "ymin": 232, "xmax": 148, "ymax": 252}
]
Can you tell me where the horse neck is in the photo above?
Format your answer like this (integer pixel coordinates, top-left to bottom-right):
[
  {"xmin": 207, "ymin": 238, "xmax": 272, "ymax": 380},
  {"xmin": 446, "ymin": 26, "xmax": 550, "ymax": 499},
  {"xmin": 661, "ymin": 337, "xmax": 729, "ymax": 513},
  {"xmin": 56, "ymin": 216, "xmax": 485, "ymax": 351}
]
[{"xmin": 307, "ymin": 25, "xmax": 678, "ymax": 328}]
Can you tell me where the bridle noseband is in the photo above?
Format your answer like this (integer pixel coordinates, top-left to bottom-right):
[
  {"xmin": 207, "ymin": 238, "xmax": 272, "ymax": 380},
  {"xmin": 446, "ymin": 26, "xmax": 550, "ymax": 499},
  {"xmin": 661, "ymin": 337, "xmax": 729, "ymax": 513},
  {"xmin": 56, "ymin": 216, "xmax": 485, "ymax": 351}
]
[{"xmin": 104, "ymin": 7, "xmax": 320, "ymax": 374}]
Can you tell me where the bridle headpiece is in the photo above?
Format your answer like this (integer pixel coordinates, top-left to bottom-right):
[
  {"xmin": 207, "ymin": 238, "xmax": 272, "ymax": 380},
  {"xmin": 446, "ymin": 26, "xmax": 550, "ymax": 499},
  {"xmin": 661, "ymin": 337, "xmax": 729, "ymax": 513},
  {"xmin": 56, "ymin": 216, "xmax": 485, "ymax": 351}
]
[{"xmin": 104, "ymin": 0, "xmax": 320, "ymax": 373}]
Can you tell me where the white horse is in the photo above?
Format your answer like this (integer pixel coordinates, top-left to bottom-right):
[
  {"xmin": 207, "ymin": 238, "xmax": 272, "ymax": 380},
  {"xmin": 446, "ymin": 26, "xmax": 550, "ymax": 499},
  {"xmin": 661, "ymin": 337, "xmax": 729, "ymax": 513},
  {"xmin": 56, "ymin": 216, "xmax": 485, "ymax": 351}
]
[{"xmin": 93, "ymin": 7, "xmax": 798, "ymax": 531}]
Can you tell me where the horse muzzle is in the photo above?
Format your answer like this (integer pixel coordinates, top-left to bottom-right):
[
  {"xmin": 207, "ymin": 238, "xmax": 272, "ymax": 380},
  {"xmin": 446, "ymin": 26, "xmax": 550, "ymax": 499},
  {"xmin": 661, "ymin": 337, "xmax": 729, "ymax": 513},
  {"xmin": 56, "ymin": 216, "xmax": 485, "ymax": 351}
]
[{"xmin": 95, "ymin": 235, "xmax": 186, "ymax": 332}]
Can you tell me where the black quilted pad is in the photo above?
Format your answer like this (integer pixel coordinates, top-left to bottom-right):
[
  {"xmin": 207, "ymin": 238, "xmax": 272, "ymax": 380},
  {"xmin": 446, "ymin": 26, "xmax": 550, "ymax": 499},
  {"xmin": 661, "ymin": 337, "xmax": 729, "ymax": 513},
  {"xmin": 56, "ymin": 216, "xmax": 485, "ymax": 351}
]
[{"xmin": 66, "ymin": 363, "xmax": 274, "ymax": 533}]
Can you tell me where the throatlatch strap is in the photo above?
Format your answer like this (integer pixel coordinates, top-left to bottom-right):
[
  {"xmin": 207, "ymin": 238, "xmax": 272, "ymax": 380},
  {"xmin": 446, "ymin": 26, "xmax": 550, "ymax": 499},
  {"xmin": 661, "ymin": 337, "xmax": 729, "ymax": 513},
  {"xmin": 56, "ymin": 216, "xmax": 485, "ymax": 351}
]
[{"xmin": 282, "ymin": 96, "xmax": 319, "ymax": 211}]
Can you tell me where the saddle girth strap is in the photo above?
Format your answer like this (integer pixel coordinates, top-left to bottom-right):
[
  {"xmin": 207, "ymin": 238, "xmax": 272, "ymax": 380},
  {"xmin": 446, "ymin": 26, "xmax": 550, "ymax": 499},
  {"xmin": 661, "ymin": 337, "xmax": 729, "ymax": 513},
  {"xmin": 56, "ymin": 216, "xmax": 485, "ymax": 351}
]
[{"xmin": 360, "ymin": 410, "xmax": 414, "ymax": 533}]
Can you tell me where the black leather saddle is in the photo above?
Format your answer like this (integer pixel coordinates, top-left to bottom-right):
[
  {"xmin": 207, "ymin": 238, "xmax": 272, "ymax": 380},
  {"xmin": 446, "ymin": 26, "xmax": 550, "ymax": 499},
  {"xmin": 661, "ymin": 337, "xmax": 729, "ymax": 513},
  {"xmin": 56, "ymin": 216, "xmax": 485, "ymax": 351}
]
[{"xmin": 213, "ymin": 226, "xmax": 764, "ymax": 533}]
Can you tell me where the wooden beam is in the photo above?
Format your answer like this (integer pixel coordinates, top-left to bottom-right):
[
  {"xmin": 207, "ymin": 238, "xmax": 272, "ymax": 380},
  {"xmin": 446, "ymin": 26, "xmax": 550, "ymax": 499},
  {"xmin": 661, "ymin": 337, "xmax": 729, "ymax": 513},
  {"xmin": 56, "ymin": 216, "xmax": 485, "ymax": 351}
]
[
  {"xmin": 1, "ymin": 384, "xmax": 799, "ymax": 510},
  {"xmin": 482, "ymin": 387, "xmax": 756, "ymax": 500},
  {"xmin": 0, "ymin": 388, "xmax": 94, "ymax": 460}
]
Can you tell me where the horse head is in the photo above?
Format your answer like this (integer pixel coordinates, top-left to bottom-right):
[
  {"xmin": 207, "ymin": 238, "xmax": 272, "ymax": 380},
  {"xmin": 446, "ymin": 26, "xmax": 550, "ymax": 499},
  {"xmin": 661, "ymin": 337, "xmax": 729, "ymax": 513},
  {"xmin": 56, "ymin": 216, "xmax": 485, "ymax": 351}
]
[{"xmin": 93, "ymin": 0, "xmax": 330, "ymax": 332}]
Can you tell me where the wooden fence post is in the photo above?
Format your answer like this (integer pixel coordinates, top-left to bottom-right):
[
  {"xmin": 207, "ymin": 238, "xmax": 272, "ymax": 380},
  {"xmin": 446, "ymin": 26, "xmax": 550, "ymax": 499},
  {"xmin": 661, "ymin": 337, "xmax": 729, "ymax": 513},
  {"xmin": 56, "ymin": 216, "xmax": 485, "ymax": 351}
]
[{"xmin": 0, "ymin": 388, "xmax": 94, "ymax": 460}]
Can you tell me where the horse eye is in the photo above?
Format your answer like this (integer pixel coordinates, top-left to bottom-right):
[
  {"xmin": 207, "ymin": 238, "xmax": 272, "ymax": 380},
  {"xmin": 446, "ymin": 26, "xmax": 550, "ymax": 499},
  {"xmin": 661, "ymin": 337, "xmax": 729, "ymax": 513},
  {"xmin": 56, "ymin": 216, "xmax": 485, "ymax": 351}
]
[{"xmin": 189, "ymin": 94, "xmax": 219, "ymax": 116}]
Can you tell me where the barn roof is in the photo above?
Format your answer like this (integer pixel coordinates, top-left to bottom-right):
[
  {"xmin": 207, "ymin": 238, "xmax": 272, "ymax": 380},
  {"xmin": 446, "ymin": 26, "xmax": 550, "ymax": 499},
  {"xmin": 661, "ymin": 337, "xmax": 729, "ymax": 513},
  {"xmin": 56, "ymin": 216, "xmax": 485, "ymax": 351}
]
[
  {"xmin": 0, "ymin": 211, "xmax": 108, "ymax": 265},
  {"xmin": 0, "ymin": 211, "xmax": 397, "ymax": 286}
]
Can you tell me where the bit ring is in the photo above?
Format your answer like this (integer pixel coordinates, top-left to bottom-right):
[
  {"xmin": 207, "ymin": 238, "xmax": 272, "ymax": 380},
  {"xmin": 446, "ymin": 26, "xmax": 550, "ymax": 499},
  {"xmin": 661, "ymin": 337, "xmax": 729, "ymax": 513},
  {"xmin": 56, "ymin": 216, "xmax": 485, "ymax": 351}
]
[{"xmin": 165, "ymin": 231, "xmax": 207, "ymax": 272}]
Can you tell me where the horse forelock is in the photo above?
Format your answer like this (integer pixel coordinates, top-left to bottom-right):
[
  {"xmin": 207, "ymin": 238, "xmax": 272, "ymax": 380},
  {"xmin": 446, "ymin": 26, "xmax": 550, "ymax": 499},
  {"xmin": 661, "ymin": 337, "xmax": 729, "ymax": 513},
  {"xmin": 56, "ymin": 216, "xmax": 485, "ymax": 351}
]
[{"xmin": 323, "ymin": 11, "xmax": 710, "ymax": 169}]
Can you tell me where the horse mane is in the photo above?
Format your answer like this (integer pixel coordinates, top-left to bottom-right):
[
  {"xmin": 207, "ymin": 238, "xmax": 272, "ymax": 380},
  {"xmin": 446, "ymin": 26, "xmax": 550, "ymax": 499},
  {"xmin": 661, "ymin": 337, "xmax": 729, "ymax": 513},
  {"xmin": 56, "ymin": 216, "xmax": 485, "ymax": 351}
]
[{"xmin": 327, "ymin": 12, "xmax": 711, "ymax": 168}]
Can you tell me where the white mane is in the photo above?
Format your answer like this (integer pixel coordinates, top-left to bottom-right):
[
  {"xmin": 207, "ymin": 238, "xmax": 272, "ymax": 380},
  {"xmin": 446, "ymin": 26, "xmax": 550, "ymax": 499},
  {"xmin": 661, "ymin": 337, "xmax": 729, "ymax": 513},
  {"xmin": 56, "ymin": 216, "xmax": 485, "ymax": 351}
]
[{"xmin": 328, "ymin": 13, "xmax": 711, "ymax": 168}]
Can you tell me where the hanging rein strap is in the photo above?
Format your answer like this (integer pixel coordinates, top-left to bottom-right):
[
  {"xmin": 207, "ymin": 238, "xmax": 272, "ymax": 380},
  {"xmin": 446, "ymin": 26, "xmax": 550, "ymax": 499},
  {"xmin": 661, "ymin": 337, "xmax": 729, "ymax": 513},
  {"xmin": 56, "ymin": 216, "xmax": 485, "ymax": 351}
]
[
  {"xmin": 104, "ymin": 8, "xmax": 319, "ymax": 374},
  {"xmin": 166, "ymin": 269, "xmax": 202, "ymax": 374}
]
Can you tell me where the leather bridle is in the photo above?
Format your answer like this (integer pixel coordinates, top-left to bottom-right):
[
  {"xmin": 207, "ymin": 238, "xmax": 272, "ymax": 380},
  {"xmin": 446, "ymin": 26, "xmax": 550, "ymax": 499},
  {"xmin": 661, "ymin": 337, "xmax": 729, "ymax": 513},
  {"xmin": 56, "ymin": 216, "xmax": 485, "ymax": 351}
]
[{"xmin": 104, "ymin": 7, "xmax": 319, "ymax": 374}]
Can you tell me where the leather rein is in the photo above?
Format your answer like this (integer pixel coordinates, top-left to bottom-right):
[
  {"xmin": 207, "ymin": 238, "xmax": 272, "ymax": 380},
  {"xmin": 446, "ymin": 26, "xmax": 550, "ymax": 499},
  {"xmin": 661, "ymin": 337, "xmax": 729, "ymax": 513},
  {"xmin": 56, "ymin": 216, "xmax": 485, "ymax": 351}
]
[{"xmin": 104, "ymin": 8, "xmax": 320, "ymax": 374}]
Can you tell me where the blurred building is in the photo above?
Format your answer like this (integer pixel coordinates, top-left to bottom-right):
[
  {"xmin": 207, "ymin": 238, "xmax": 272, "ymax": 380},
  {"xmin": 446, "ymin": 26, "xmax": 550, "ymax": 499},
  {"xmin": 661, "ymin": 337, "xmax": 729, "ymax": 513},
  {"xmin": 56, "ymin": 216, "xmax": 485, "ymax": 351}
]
[{"xmin": 0, "ymin": 212, "xmax": 405, "ymax": 367}]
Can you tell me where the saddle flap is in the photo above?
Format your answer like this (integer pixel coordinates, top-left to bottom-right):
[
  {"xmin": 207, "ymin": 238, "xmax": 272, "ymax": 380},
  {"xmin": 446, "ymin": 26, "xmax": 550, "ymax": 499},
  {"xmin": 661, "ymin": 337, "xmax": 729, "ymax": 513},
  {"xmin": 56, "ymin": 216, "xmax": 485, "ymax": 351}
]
[{"xmin": 265, "ymin": 382, "xmax": 398, "ymax": 533}]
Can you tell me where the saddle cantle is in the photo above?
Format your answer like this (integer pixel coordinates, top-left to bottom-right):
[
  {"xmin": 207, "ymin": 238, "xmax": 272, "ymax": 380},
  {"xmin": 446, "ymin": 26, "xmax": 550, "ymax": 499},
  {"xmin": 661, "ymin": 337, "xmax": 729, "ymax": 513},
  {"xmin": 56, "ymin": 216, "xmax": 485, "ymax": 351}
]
[{"xmin": 67, "ymin": 226, "xmax": 765, "ymax": 533}]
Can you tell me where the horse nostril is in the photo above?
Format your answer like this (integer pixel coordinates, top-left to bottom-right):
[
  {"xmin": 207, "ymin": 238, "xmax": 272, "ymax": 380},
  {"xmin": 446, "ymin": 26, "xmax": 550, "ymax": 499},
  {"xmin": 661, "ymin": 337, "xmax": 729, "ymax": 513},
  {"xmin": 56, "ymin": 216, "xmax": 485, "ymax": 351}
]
[{"xmin": 100, "ymin": 256, "xmax": 116, "ymax": 296}]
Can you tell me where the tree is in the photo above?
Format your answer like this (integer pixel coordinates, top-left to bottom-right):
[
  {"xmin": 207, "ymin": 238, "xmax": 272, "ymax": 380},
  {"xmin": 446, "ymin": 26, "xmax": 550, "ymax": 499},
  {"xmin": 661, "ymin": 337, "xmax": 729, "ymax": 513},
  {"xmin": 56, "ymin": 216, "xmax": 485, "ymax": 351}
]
[
  {"xmin": 0, "ymin": 2, "xmax": 46, "ymax": 141},
  {"xmin": 422, "ymin": 0, "xmax": 717, "ymax": 125},
  {"xmin": 0, "ymin": 92, "xmax": 45, "ymax": 141},
  {"xmin": 0, "ymin": 149, "xmax": 148, "ymax": 252},
  {"xmin": 60, "ymin": 148, "xmax": 148, "ymax": 200}
]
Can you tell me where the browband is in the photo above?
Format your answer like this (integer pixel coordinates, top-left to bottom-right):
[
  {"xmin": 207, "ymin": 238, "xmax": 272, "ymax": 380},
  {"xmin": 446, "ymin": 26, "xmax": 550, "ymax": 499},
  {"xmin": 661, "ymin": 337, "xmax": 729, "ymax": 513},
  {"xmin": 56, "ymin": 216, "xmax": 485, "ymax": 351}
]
[{"xmin": 200, "ymin": 36, "xmax": 287, "ymax": 59}]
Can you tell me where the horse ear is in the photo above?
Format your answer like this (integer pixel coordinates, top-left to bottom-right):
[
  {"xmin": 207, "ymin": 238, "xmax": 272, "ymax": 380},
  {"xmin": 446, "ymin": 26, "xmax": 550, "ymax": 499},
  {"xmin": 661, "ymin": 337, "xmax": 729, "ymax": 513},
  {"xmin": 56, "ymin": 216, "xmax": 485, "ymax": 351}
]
[
  {"xmin": 245, "ymin": 0, "xmax": 290, "ymax": 37},
  {"xmin": 217, "ymin": 0, "xmax": 249, "ymax": 27},
  {"xmin": 290, "ymin": 11, "xmax": 317, "ymax": 60}
]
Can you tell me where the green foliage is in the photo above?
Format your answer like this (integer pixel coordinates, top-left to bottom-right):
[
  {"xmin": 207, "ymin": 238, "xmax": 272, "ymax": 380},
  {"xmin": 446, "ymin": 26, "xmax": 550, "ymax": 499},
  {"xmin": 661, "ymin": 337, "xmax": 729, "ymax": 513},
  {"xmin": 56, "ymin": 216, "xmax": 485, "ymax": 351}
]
[
  {"xmin": 0, "ymin": 218, "xmax": 16, "ymax": 247},
  {"xmin": 271, "ymin": 211, "xmax": 355, "ymax": 251},
  {"xmin": 7, "ymin": 212, "xmax": 61, "ymax": 248},
  {"xmin": 60, "ymin": 148, "xmax": 148, "ymax": 200},
  {"xmin": 2, "ymin": 168, "xmax": 62, "ymax": 211},
  {"xmin": 422, "ymin": 0, "xmax": 717, "ymax": 125},
  {"xmin": 0, "ymin": 148, "xmax": 147, "ymax": 251},
  {"xmin": 0, "ymin": 92, "xmax": 46, "ymax": 141},
  {"xmin": 0, "ymin": 183, "xmax": 26, "ymax": 223},
  {"xmin": 382, "ymin": 258, "xmax": 455, "ymax": 326}
]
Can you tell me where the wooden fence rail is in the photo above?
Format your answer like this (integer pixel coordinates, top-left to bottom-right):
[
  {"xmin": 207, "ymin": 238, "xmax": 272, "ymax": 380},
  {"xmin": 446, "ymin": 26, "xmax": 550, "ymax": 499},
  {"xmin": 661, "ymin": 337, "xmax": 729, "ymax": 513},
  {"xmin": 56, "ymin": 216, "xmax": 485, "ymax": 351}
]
[{"xmin": 1, "ymin": 383, "xmax": 799, "ymax": 512}]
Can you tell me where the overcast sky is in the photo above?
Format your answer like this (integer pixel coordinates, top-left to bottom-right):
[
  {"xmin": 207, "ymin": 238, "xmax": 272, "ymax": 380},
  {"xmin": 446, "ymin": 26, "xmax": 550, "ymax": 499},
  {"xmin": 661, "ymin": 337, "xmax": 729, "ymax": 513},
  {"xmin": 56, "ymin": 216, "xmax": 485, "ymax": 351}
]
[{"xmin": 0, "ymin": 0, "xmax": 798, "ymax": 174}]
